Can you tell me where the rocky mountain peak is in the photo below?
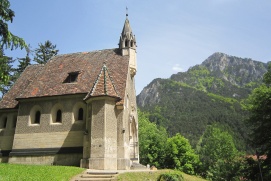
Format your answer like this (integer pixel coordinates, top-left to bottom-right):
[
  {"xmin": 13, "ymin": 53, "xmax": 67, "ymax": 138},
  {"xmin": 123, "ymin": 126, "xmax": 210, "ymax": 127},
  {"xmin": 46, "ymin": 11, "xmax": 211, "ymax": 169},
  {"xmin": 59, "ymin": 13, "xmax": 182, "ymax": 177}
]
[{"xmin": 201, "ymin": 52, "xmax": 267, "ymax": 87}]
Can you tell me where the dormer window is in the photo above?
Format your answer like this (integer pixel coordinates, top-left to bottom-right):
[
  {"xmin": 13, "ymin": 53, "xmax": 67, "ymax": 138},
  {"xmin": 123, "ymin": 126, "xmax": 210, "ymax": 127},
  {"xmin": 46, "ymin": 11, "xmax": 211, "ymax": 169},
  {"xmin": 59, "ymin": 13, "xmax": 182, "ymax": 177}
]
[{"xmin": 64, "ymin": 72, "xmax": 79, "ymax": 83}]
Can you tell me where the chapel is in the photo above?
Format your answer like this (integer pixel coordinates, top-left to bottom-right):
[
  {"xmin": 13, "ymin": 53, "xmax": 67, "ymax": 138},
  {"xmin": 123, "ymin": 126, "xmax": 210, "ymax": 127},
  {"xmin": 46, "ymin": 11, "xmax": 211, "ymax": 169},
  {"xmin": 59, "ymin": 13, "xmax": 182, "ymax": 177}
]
[{"xmin": 0, "ymin": 15, "xmax": 139, "ymax": 170}]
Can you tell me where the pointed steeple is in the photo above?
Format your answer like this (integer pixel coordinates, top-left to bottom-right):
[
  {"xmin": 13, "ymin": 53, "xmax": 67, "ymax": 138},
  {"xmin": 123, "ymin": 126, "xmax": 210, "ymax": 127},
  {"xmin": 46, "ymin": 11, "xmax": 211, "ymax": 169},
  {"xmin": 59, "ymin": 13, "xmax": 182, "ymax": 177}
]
[
  {"xmin": 119, "ymin": 14, "xmax": 136, "ymax": 51},
  {"xmin": 119, "ymin": 11, "xmax": 137, "ymax": 76}
]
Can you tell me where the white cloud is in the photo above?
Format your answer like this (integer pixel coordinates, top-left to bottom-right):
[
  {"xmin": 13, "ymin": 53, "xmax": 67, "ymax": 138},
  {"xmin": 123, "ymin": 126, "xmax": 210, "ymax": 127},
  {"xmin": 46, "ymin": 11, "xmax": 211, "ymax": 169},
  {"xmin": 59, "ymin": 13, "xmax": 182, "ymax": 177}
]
[{"xmin": 172, "ymin": 64, "xmax": 183, "ymax": 72}]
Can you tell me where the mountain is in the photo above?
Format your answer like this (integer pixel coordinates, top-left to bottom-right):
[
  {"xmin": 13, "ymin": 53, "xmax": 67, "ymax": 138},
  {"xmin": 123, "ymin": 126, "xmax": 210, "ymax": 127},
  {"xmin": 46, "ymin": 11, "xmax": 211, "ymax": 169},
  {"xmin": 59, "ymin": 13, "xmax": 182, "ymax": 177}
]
[{"xmin": 137, "ymin": 52, "xmax": 268, "ymax": 152}]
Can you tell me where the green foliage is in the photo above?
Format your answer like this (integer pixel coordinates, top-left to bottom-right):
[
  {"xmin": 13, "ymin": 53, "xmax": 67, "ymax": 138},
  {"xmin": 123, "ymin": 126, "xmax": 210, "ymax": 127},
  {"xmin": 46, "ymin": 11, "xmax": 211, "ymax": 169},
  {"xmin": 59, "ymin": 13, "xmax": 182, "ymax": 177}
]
[
  {"xmin": 165, "ymin": 133, "xmax": 201, "ymax": 175},
  {"xmin": 207, "ymin": 92, "xmax": 238, "ymax": 104},
  {"xmin": 138, "ymin": 110, "xmax": 168, "ymax": 168},
  {"xmin": 139, "ymin": 111, "xmax": 200, "ymax": 174},
  {"xmin": 158, "ymin": 171, "xmax": 184, "ymax": 181},
  {"xmin": 0, "ymin": 0, "xmax": 26, "ymax": 50},
  {"xmin": 140, "ymin": 79, "xmax": 249, "ymax": 152},
  {"xmin": 13, "ymin": 45, "xmax": 31, "ymax": 82},
  {"xmin": 241, "ymin": 157, "xmax": 271, "ymax": 181},
  {"xmin": 34, "ymin": 40, "xmax": 59, "ymax": 64},
  {"xmin": 263, "ymin": 62, "xmax": 271, "ymax": 86},
  {"xmin": 117, "ymin": 169, "xmax": 206, "ymax": 181},
  {"xmin": 198, "ymin": 125, "xmax": 243, "ymax": 180},
  {"xmin": 0, "ymin": 0, "xmax": 27, "ymax": 94},
  {"xmin": 0, "ymin": 50, "xmax": 14, "ymax": 95},
  {"xmin": 244, "ymin": 66, "xmax": 271, "ymax": 178},
  {"xmin": 0, "ymin": 163, "xmax": 84, "ymax": 181}
]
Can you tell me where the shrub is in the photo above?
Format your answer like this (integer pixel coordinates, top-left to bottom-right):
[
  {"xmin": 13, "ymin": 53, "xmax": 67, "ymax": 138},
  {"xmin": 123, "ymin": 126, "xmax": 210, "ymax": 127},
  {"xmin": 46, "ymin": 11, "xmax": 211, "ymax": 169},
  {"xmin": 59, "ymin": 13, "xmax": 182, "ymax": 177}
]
[{"xmin": 158, "ymin": 172, "xmax": 184, "ymax": 181}]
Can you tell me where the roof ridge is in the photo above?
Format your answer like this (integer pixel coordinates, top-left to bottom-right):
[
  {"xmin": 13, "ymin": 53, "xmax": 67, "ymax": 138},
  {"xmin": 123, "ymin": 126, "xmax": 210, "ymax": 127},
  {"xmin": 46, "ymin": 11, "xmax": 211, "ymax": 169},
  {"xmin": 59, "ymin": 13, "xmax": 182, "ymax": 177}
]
[
  {"xmin": 84, "ymin": 64, "xmax": 120, "ymax": 100},
  {"xmin": 51, "ymin": 48, "xmax": 118, "ymax": 58}
]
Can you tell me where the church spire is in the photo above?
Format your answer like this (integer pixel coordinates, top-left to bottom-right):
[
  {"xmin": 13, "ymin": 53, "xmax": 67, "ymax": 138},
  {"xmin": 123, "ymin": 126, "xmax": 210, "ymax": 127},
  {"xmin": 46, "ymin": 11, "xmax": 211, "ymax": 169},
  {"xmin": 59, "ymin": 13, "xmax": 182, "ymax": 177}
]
[
  {"xmin": 119, "ymin": 11, "xmax": 137, "ymax": 76},
  {"xmin": 119, "ymin": 12, "xmax": 136, "ymax": 52}
]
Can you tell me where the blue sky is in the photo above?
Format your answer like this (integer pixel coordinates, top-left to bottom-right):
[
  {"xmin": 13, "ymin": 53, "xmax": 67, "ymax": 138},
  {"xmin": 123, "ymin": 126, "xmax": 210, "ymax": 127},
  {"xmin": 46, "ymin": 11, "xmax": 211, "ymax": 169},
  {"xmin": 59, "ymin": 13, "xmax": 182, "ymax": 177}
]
[{"xmin": 6, "ymin": 0, "xmax": 271, "ymax": 94}]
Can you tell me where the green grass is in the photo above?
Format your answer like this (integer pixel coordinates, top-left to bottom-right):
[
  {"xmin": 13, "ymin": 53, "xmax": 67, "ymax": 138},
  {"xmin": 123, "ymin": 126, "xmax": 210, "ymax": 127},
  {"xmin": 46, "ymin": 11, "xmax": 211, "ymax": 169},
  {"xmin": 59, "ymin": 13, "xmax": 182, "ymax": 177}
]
[
  {"xmin": 0, "ymin": 163, "xmax": 84, "ymax": 181},
  {"xmin": 116, "ymin": 169, "xmax": 206, "ymax": 181}
]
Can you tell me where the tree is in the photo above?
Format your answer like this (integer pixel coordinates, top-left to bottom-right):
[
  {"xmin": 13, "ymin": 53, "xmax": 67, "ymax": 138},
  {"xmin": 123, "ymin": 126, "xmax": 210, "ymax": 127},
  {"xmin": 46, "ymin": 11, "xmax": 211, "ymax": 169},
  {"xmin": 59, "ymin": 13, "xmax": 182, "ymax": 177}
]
[
  {"xmin": 263, "ymin": 63, "xmax": 271, "ymax": 87},
  {"xmin": 198, "ymin": 125, "xmax": 242, "ymax": 180},
  {"xmin": 165, "ymin": 133, "xmax": 200, "ymax": 175},
  {"xmin": 0, "ymin": 0, "xmax": 26, "ymax": 50},
  {"xmin": 13, "ymin": 45, "xmax": 31, "ymax": 81},
  {"xmin": 0, "ymin": 0, "xmax": 27, "ymax": 93},
  {"xmin": 245, "ymin": 63, "xmax": 271, "ymax": 179},
  {"xmin": 138, "ymin": 110, "xmax": 168, "ymax": 168},
  {"xmin": 0, "ymin": 50, "xmax": 14, "ymax": 96},
  {"xmin": 34, "ymin": 40, "xmax": 59, "ymax": 64}
]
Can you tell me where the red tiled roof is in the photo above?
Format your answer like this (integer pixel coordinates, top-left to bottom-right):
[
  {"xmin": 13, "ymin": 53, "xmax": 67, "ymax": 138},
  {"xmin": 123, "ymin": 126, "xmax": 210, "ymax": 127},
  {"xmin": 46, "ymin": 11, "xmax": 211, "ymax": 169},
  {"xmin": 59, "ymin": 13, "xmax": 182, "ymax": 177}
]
[
  {"xmin": 85, "ymin": 64, "xmax": 120, "ymax": 100},
  {"xmin": 0, "ymin": 64, "xmax": 44, "ymax": 109},
  {"xmin": 0, "ymin": 48, "xmax": 129, "ymax": 109}
]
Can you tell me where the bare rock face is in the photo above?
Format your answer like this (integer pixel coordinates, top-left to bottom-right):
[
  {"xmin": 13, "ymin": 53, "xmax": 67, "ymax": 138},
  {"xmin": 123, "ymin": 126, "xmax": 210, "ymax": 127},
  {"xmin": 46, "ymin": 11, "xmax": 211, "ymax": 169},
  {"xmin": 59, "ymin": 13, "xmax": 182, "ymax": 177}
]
[
  {"xmin": 202, "ymin": 52, "xmax": 267, "ymax": 87},
  {"xmin": 137, "ymin": 79, "xmax": 161, "ymax": 108}
]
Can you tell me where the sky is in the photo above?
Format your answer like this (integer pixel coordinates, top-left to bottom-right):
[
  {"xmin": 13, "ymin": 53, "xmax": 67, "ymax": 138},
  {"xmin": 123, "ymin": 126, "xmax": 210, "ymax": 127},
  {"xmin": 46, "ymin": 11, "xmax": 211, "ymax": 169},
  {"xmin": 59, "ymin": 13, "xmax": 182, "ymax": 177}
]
[{"xmin": 6, "ymin": 0, "xmax": 271, "ymax": 94}]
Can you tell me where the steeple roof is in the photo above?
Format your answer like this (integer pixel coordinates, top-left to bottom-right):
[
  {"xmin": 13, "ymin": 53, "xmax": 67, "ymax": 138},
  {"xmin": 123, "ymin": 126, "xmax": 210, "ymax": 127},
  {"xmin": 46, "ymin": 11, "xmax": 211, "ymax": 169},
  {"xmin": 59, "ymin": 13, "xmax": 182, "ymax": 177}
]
[
  {"xmin": 119, "ymin": 15, "xmax": 136, "ymax": 49},
  {"xmin": 121, "ymin": 17, "xmax": 133, "ymax": 39},
  {"xmin": 85, "ymin": 64, "xmax": 120, "ymax": 100}
]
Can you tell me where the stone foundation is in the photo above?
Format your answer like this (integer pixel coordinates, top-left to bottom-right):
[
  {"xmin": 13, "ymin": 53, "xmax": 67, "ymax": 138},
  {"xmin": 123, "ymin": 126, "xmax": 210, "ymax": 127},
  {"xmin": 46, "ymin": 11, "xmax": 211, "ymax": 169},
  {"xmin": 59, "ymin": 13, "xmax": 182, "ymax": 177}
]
[{"xmin": 8, "ymin": 153, "xmax": 82, "ymax": 166}]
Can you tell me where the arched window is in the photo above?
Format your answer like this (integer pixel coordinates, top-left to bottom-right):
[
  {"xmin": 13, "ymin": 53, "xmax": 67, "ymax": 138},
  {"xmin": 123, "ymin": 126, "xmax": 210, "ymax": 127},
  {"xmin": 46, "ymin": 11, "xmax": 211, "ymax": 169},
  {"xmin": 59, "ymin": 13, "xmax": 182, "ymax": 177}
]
[
  {"xmin": 34, "ymin": 111, "xmax": 41, "ymax": 124},
  {"xmin": 125, "ymin": 40, "xmax": 129, "ymax": 47},
  {"xmin": 78, "ymin": 108, "xmax": 84, "ymax": 121},
  {"xmin": 56, "ymin": 110, "xmax": 62, "ymax": 123}
]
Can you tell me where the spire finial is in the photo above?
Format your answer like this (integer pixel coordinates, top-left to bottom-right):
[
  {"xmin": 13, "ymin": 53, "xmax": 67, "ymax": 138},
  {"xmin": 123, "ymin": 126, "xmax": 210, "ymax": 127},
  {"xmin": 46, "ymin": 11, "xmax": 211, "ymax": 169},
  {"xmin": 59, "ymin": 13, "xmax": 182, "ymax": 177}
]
[{"xmin": 126, "ymin": 7, "xmax": 128, "ymax": 17}]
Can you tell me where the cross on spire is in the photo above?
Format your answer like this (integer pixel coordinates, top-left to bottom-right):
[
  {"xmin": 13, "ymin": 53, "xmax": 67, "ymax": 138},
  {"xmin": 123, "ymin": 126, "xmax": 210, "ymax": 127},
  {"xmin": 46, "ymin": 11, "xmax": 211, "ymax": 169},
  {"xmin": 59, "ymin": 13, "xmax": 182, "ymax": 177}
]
[{"xmin": 126, "ymin": 7, "xmax": 128, "ymax": 17}]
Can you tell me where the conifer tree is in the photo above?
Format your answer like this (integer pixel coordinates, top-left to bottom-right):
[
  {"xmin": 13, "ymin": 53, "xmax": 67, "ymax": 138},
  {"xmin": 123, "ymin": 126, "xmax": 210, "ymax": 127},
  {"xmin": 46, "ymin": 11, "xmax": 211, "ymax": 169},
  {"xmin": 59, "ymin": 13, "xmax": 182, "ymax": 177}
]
[
  {"xmin": 0, "ymin": 0, "xmax": 26, "ymax": 50},
  {"xmin": 0, "ymin": 50, "xmax": 14, "ymax": 96},
  {"xmin": 34, "ymin": 40, "xmax": 59, "ymax": 64},
  {"xmin": 13, "ymin": 45, "xmax": 31, "ymax": 81},
  {"xmin": 0, "ymin": 0, "xmax": 27, "ymax": 88}
]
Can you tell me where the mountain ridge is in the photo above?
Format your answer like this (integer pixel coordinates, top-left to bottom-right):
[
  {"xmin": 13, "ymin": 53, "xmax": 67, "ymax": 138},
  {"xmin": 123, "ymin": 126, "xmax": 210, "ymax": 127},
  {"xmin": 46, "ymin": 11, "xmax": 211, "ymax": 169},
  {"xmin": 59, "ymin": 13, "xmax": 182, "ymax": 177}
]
[{"xmin": 137, "ymin": 52, "xmax": 268, "ymax": 152}]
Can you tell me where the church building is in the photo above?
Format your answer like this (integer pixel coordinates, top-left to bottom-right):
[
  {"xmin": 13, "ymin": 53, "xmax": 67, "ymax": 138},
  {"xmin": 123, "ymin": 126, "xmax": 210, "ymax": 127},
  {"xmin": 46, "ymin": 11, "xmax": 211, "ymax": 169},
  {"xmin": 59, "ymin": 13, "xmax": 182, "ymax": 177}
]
[{"xmin": 0, "ymin": 15, "xmax": 139, "ymax": 170}]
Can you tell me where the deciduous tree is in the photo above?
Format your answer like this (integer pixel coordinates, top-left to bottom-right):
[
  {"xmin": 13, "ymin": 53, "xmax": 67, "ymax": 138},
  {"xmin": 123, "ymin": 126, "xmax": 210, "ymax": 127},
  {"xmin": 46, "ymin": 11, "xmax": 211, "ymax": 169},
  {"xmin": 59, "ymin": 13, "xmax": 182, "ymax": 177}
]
[
  {"xmin": 245, "ymin": 63, "xmax": 271, "ymax": 179},
  {"xmin": 165, "ymin": 133, "xmax": 200, "ymax": 175},
  {"xmin": 198, "ymin": 125, "xmax": 242, "ymax": 180},
  {"xmin": 138, "ymin": 110, "xmax": 168, "ymax": 168}
]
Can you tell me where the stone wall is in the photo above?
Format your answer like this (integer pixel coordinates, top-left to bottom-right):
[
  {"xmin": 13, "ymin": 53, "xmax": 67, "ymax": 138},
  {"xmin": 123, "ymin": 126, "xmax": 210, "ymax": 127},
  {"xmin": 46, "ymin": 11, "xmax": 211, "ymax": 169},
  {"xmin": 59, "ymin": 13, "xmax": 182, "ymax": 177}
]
[
  {"xmin": 9, "ymin": 94, "xmax": 86, "ymax": 165},
  {"xmin": 0, "ymin": 110, "xmax": 17, "ymax": 162}
]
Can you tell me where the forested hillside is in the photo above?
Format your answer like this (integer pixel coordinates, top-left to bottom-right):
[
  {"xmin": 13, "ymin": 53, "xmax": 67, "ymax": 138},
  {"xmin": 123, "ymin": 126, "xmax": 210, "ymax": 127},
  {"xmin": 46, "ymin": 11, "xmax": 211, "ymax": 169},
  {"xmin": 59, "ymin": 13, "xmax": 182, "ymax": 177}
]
[{"xmin": 137, "ymin": 52, "xmax": 268, "ymax": 152}]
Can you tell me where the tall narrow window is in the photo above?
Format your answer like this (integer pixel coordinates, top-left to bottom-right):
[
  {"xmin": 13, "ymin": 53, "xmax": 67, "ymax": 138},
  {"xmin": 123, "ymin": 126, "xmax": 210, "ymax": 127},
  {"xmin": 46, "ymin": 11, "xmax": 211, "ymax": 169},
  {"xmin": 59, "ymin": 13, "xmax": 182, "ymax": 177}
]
[
  {"xmin": 35, "ymin": 111, "xmax": 41, "ymax": 124},
  {"xmin": 56, "ymin": 110, "xmax": 62, "ymax": 123},
  {"xmin": 3, "ymin": 117, "xmax": 7, "ymax": 128},
  {"xmin": 78, "ymin": 108, "xmax": 83, "ymax": 121},
  {"xmin": 13, "ymin": 118, "xmax": 17, "ymax": 128},
  {"xmin": 125, "ymin": 40, "xmax": 129, "ymax": 47}
]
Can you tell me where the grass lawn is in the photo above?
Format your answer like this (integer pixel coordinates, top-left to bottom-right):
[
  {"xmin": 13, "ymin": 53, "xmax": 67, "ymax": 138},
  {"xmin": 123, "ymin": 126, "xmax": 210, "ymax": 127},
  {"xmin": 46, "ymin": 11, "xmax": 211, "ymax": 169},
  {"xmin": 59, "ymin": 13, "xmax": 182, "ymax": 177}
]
[
  {"xmin": 0, "ymin": 163, "xmax": 84, "ymax": 181},
  {"xmin": 0, "ymin": 163, "xmax": 206, "ymax": 181},
  {"xmin": 116, "ymin": 169, "xmax": 207, "ymax": 181}
]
